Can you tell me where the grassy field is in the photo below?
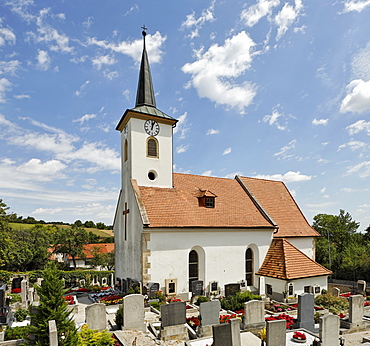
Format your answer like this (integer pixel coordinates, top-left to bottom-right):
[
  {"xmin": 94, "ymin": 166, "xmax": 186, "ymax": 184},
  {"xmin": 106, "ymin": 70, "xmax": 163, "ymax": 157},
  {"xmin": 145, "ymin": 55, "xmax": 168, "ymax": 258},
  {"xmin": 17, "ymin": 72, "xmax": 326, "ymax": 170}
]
[{"xmin": 9, "ymin": 222, "xmax": 114, "ymax": 238}]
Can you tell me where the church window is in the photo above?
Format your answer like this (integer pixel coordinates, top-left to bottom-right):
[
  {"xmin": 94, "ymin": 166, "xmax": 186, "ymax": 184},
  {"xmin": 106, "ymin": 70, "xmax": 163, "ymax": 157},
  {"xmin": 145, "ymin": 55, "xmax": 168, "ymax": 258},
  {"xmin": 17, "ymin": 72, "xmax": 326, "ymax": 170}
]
[
  {"xmin": 304, "ymin": 286, "xmax": 311, "ymax": 293},
  {"xmin": 245, "ymin": 248, "xmax": 254, "ymax": 286},
  {"xmin": 147, "ymin": 137, "xmax": 158, "ymax": 158},
  {"xmin": 148, "ymin": 170, "xmax": 157, "ymax": 181},
  {"xmin": 266, "ymin": 284, "xmax": 272, "ymax": 295},
  {"xmin": 288, "ymin": 283, "xmax": 294, "ymax": 296},
  {"xmin": 189, "ymin": 250, "xmax": 199, "ymax": 291},
  {"xmin": 124, "ymin": 140, "xmax": 128, "ymax": 162}
]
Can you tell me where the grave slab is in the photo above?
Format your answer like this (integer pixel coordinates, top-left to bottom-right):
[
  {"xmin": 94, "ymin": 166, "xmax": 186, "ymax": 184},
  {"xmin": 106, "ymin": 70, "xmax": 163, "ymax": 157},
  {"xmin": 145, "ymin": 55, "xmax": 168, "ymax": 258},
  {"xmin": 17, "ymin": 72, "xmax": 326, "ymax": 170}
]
[
  {"xmin": 85, "ymin": 303, "xmax": 107, "ymax": 331},
  {"xmin": 122, "ymin": 294, "xmax": 146, "ymax": 332}
]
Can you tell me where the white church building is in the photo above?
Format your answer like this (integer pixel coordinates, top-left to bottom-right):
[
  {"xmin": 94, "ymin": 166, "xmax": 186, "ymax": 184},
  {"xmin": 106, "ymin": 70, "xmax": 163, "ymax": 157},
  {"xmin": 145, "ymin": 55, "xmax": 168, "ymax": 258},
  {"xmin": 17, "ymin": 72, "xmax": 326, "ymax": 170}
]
[{"xmin": 113, "ymin": 30, "xmax": 331, "ymax": 301}]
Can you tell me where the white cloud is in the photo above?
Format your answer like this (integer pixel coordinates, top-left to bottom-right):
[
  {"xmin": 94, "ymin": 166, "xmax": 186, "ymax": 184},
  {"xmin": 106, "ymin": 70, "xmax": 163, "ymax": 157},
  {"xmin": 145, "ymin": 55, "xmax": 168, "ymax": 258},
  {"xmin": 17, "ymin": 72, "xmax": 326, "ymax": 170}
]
[
  {"xmin": 36, "ymin": 49, "xmax": 51, "ymax": 70},
  {"xmin": 181, "ymin": 0, "xmax": 216, "ymax": 38},
  {"xmin": 103, "ymin": 70, "xmax": 118, "ymax": 80},
  {"xmin": 274, "ymin": 0, "xmax": 303, "ymax": 41},
  {"xmin": 241, "ymin": 0, "xmax": 280, "ymax": 27},
  {"xmin": 0, "ymin": 78, "xmax": 12, "ymax": 103},
  {"xmin": 73, "ymin": 113, "xmax": 97, "ymax": 124},
  {"xmin": 17, "ymin": 158, "xmax": 66, "ymax": 179},
  {"xmin": 182, "ymin": 31, "xmax": 256, "ymax": 113},
  {"xmin": 91, "ymin": 55, "xmax": 116, "ymax": 70},
  {"xmin": 312, "ymin": 118, "xmax": 328, "ymax": 126},
  {"xmin": 176, "ymin": 144, "xmax": 189, "ymax": 154},
  {"xmin": 342, "ymin": 0, "xmax": 370, "ymax": 13},
  {"xmin": 74, "ymin": 80, "xmax": 90, "ymax": 96},
  {"xmin": 32, "ymin": 207, "xmax": 62, "ymax": 215},
  {"xmin": 263, "ymin": 108, "xmax": 287, "ymax": 130},
  {"xmin": 340, "ymin": 79, "xmax": 370, "ymax": 113},
  {"xmin": 338, "ymin": 140, "xmax": 367, "ymax": 151},
  {"xmin": 346, "ymin": 161, "xmax": 370, "ymax": 177},
  {"xmin": 346, "ymin": 120, "xmax": 370, "ymax": 136},
  {"xmin": 253, "ymin": 170, "xmax": 312, "ymax": 183},
  {"xmin": 206, "ymin": 128, "xmax": 219, "ymax": 135},
  {"xmin": 124, "ymin": 5, "xmax": 139, "ymax": 16},
  {"xmin": 82, "ymin": 16, "xmax": 94, "ymax": 29},
  {"xmin": 351, "ymin": 41, "xmax": 370, "ymax": 81},
  {"xmin": 225, "ymin": 171, "xmax": 243, "ymax": 179},
  {"xmin": 223, "ymin": 147, "xmax": 232, "ymax": 155},
  {"xmin": 173, "ymin": 112, "xmax": 189, "ymax": 139},
  {"xmin": 87, "ymin": 31, "xmax": 166, "ymax": 63},
  {"xmin": 274, "ymin": 139, "xmax": 297, "ymax": 157},
  {"xmin": 13, "ymin": 94, "xmax": 30, "ymax": 99},
  {"xmin": 202, "ymin": 170, "xmax": 213, "ymax": 176},
  {"xmin": 0, "ymin": 60, "xmax": 21, "ymax": 75},
  {"xmin": 320, "ymin": 187, "xmax": 326, "ymax": 194},
  {"xmin": 341, "ymin": 187, "xmax": 369, "ymax": 192},
  {"xmin": 0, "ymin": 26, "xmax": 16, "ymax": 46}
]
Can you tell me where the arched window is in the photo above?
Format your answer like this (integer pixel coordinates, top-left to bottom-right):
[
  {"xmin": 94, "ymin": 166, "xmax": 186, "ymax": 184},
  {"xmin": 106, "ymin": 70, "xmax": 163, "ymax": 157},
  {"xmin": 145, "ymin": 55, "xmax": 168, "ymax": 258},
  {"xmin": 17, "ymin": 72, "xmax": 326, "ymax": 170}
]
[
  {"xmin": 147, "ymin": 137, "xmax": 158, "ymax": 158},
  {"xmin": 245, "ymin": 248, "xmax": 254, "ymax": 286},
  {"xmin": 189, "ymin": 250, "xmax": 199, "ymax": 291},
  {"xmin": 124, "ymin": 140, "xmax": 128, "ymax": 162}
]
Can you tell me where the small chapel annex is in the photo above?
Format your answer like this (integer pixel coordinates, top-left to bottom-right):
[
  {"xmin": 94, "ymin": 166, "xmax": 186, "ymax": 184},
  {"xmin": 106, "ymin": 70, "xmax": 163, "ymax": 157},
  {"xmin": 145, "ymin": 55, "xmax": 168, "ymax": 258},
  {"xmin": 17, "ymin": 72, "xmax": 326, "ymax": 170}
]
[{"xmin": 113, "ymin": 30, "xmax": 331, "ymax": 301}]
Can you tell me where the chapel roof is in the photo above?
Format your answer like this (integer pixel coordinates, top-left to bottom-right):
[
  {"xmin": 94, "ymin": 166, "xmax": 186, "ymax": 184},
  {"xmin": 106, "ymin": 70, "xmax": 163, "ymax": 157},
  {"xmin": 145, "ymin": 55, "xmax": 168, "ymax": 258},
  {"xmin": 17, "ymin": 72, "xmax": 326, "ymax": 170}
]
[
  {"xmin": 67, "ymin": 243, "xmax": 114, "ymax": 260},
  {"xmin": 135, "ymin": 173, "xmax": 319, "ymax": 238},
  {"xmin": 256, "ymin": 238, "xmax": 332, "ymax": 279}
]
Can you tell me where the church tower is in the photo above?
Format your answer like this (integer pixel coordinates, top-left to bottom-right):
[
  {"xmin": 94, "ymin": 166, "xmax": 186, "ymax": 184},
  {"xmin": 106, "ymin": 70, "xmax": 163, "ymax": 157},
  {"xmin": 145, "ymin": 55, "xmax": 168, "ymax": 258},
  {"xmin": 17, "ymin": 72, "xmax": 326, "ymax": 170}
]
[
  {"xmin": 116, "ymin": 29, "xmax": 177, "ymax": 190},
  {"xmin": 114, "ymin": 29, "xmax": 177, "ymax": 286}
]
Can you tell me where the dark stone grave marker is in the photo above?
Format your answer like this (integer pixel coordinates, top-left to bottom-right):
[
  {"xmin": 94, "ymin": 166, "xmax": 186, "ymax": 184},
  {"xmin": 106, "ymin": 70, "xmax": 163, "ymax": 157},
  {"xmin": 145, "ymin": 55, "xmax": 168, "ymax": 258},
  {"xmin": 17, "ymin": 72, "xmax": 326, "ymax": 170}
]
[
  {"xmin": 211, "ymin": 281, "xmax": 218, "ymax": 292},
  {"xmin": 224, "ymin": 283, "xmax": 240, "ymax": 297},
  {"xmin": 191, "ymin": 280, "xmax": 203, "ymax": 296},
  {"xmin": 160, "ymin": 301, "xmax": 186, "ymax": 327},
  {"xmin": 212, "ymin": 323, "xmax": 232, "ymax": 346},
  {"xmin": 148, "ymin": 282, "xmax": 160, "ymax": 298}
]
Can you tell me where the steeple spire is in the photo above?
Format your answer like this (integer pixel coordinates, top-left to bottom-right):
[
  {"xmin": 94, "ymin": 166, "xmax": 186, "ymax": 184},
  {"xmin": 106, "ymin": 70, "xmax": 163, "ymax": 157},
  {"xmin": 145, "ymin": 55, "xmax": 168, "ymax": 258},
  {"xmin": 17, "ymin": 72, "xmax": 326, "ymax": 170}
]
[{"xmin": 135, "ymin": 26, "xmax": 156, "ymax": 108}]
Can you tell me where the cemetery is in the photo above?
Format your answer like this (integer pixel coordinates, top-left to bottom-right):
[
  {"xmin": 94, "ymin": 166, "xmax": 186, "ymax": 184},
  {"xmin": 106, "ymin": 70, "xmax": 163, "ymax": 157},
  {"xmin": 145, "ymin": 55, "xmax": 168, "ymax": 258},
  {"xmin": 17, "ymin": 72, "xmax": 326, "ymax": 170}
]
[{"xmin": 1, "ymin": 273, "xmax": 370, "ymax": 345}]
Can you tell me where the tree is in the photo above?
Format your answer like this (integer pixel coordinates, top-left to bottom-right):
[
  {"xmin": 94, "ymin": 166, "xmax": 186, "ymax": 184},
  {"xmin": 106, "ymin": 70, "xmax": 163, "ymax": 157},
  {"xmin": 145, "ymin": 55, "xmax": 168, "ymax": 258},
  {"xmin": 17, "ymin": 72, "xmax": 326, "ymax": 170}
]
[
  {"xmin": 27, "ymin": 263, "xmax": 78, "ymax": 345},
  {"xmin": 53, "ymin": 226, "xmax": 90, "ymax": 269},
  {"xmin": 84, "ymin": 220, "xmax": 95, "ymax": 228},
  {"xmin": 74, "ymin": 220, "xmax": 83, "ymax": 227},
  {"xmin": 89, "ymin": 247, "xmax": 115, "ymax": 270}
]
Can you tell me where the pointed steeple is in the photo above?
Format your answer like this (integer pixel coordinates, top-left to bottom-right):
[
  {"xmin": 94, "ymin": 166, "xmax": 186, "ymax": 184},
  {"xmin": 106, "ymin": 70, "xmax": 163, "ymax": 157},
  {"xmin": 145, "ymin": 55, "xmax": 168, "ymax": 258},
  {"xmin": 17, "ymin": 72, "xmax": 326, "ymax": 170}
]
[{"xmin": 135, "ymin": 27, "xmax": 156, "ymax": 108}]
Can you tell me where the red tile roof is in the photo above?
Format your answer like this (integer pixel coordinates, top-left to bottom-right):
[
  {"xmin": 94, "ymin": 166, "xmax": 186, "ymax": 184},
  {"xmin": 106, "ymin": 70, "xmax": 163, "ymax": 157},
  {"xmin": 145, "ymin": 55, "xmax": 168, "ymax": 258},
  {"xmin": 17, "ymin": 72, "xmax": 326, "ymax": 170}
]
[
  {"xmin": 135, "ymin": 173, "xmax": 318, "ymax": 238},
  {"xmin": 256, "ymin": 238, "xmax": 332, "ymax": 279},
  {"xmin": 67, "ymin": 243, "xmax": 114, "ymax": 260}
]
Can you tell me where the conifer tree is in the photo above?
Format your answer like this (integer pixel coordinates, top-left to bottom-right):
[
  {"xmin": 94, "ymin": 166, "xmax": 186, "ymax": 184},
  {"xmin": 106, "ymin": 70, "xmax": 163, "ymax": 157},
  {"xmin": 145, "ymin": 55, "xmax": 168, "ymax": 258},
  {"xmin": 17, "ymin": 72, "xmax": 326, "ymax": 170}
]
[{"xmin": 27, "ymin": 263, "xmax": 78, "ymax": 345}]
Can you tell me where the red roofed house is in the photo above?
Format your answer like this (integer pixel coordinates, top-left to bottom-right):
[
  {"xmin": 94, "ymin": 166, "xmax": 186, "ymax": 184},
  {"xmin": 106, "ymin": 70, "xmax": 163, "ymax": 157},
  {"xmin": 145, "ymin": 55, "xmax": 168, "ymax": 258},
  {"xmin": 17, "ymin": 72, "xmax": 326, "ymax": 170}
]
[{"xmin": 113, "ymin": 31, "xmax": 331, "ymax": 301}]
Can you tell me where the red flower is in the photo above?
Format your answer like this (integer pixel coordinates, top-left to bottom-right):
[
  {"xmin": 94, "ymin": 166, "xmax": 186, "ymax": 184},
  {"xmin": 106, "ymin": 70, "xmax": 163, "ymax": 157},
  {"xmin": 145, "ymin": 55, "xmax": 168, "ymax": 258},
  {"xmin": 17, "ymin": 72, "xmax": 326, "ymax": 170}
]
[
  {"xmin": 293, "ymin": 331, "xmax": 306, "ymax": 340},
  {"xmin": 11, "ymin": 288, "xmax": 21, "ymax": 294}
]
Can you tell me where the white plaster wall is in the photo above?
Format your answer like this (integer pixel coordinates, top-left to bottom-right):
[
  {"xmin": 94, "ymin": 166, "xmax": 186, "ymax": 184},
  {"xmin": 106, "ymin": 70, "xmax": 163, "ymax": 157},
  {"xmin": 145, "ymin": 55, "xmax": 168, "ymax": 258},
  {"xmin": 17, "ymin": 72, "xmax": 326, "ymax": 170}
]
[
  {"xmin": 147, "ymin": 228, "xmax": 274, "ymax": 293},
  {"xmin": 130, "ymin": 117, "xmax": 173, "ymax": 188},
  {"xmin": 285, "ymin": 237, "xmax": 316, "ymax": 259}
]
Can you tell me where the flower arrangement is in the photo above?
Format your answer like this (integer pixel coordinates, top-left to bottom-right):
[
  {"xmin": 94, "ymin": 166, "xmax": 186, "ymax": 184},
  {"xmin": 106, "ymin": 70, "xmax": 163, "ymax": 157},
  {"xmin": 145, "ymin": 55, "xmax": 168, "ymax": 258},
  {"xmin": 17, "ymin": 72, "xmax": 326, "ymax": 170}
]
[
  {"xmin": 293, "ymin": 331, "xmax": 306, "ymax": 341},
  {"xmin": 64, "ymin": 295, "xmax": 76, "ymax": 305},
  {"xmin": 338, "ymin": 313, "xmax": 346, "ymax": 318},
  {"xmin": 339, "ymin": 292, "xmax": 352, "ymax": 298},
  {"xmin": 265, "ymin": 302, "xmax": 291, "ymax": 313},
  {"xmin": 258, "ymin": 327, "xmax": 266, "ymax": 341},
  {"xmin": 11, "ymin": 288, "xmax": 21, "ymax": 294},
  {"xmin": 265, "ymin": 313, "xmax": 295, "ymax": 329},
  {"xmin": 186, "ymin": 316, "xmax": 200, "ymax": 330},
  {"xmin": 364, "ymin": 301, "xmax": 370, "ymax": 307},
  {"xmin": 169, "ymin": 297, "xmax": 182, "ymax": 303}
]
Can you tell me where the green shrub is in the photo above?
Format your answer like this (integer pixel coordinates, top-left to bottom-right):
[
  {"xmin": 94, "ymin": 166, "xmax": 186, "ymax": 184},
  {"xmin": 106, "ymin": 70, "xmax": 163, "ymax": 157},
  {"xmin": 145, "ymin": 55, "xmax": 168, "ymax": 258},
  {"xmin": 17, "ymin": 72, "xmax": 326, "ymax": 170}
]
[
  {"xmin": 314, "ymin": 293, "xmax": 349, "ymax": 314},
  {"xmin": 194, "ymin": 295, "xmax": 210, "ymax": 306},
  {"xmin": 14, "ymin": 308, "xmax": 28, "ymax": 322},
  {"xmin": 150, "ymin": 301, "xmax": 160, "ymax": 310},
  {"xmin": 221, "ymin": 291, "xmax": 261, "ymax": 311},
  {"xmin": 7, "ymin": 293, "xmax": 21, "ymax": 303},
  {"xmin": 5, "ymin": 325, "xmax": 30, "ymax": 340},
  {"xmin": 115, "ymin": 306, "xmax": 123, "ymax": 329},
  {"xmin": 77, "ymin": 324, "xmax": 114, "ymax": 345}
]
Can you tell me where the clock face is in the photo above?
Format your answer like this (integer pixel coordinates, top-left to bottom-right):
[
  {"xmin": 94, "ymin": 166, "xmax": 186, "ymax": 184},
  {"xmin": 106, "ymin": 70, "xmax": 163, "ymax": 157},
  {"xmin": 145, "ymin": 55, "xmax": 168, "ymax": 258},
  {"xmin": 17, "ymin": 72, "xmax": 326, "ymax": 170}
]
[{"xmin": 144, "ymin": 119, "xmax": 160, "ymax": 136}]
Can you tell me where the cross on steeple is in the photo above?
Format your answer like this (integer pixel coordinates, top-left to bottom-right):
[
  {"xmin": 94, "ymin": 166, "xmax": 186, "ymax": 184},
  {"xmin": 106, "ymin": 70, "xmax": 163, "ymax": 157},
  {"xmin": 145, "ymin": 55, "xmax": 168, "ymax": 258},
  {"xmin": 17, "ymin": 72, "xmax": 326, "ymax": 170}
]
[{"xmin": 123, "ymin": 202, "xmax": 130, "ymax": 241}]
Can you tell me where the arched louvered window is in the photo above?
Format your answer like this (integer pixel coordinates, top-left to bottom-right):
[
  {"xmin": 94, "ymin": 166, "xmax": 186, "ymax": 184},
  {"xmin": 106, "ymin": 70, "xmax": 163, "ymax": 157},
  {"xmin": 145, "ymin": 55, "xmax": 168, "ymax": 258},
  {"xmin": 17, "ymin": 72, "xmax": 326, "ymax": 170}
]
[
  {"xmin": 124, "ymin": 140, "xmax": 128, "ymax": 162},
  {"xmin": 147, "ymin": 137, "xmax": 158, "ymax": 158},
  {"xmin": 189, "ymin": 250, "xmax": 199, "ymax": 291},
  {"xmin": 245, "ymin": 248, "xmax": 254, "ymax": 286}
]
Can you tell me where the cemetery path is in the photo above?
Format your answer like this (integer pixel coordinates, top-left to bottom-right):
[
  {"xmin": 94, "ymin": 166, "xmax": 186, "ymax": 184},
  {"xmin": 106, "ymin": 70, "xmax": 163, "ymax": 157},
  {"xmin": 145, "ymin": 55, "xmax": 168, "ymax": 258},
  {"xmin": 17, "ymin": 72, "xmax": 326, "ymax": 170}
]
[{"xmin": 342, "ymin": 330, "xmax": 370, "ymax": 345}]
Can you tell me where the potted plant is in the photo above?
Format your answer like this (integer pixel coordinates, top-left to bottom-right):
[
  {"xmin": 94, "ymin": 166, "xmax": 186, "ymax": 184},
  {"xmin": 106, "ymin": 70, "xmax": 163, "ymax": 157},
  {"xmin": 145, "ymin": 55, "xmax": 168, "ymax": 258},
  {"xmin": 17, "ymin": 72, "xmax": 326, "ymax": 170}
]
[{"xmin": 292, "ymin": 331, "xmax": 306, "ymax": 343}]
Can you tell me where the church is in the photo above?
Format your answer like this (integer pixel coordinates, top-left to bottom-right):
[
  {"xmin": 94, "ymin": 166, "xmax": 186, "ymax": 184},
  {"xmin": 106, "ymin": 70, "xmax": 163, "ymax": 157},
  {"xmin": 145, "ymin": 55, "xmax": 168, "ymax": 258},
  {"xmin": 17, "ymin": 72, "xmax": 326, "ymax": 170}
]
[{"xmin": 113, "ymin": 31, "xmax": 331, "ymax": 301}]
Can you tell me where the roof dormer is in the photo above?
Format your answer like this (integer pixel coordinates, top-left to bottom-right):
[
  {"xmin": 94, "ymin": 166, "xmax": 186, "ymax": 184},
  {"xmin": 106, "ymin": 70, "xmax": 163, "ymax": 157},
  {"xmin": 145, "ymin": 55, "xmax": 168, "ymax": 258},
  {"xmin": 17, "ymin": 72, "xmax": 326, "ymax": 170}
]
[{"xmin": 196, "ymin": 189, "xmax": 217, "ymax": 208}]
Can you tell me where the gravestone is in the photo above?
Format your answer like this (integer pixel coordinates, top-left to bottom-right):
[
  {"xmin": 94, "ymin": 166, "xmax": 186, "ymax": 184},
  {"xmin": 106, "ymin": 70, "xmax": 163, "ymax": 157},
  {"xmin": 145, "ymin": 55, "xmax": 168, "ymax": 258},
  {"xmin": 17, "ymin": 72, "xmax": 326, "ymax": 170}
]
[
  {"xmin": 212, "ymin": 318, "xmax": 241, "ymax": 346},
  {"xmin": 21, "ymin": 279, "xmax": 28, "ymax": 308},
  {"xmin": 320, "ymin": 314, "xmax": 339, "ymax": 346},
  {"xmin": 341, "ymin": 294, "xmax": 366, "ymax": 331},
  {"xmin": 358, "ymin": 280, "xmax": 366, "ymax": 294},
  {"xmin": 333, "ymin": 287, "xmax": 340, "ymax": 297},
  {"xmin": 148, "ymin": 282, "xmax": 160, "ymax": 298},
  {"xmin": 122, "ymin": 294, "xmax": 146, "ymax": 332},
  {"xmin": 259, "ymin": 276, "xmax": 266, "ymax": 296},
  {"xmin": 243, "ymin": 300, "xmax": 265, "ymax": 332},
  {"xmin": 160, "ymin": 301, "xmax": 186, "ymax": 327},
  {"xmin": 199, "ymin": 300, "xmax": 220, "ymax": 337},
  {"xmin": 0, "ymin": 284, "xmax": 5, "ymax": 308},
  {"xmin": 49, "ymin": 320, "xmax": 58, "ymax": 346},
  {"xmin": 266, "ymin": 319, "xmax": 286, "ymax": 346},
  {"xmin": 28, "ymin": 287, "xmax": 34, "ymax": 305},
  {"xmin": 297, "ymin": 293, "xmax": 315, "ymax": 332},
  {"xmin": 12, "ymin": 277, "xmax": 22, "ymax": 291},
  {"xmin": 191, "ymin": 280, "xmax": 203, "ymax": 296},
  {"xmin": 85, "ymin": 303, "xmax": 107, "ymax": 331},
  {"xmin": 224, "ymin": 283, "xmax": 240, "ymax": 297},
  {"xmin": 210, "ymin": 281, "xmax": 218, "ymax": 292}
]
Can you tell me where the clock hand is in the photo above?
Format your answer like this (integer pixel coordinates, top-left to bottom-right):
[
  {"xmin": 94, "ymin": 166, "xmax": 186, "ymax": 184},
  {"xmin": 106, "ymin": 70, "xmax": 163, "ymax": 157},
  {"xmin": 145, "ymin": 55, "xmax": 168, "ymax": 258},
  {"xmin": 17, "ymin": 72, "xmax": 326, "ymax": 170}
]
[{"xmin": 151, "ymin": 121, "xmax": 154, "ymax": 130}]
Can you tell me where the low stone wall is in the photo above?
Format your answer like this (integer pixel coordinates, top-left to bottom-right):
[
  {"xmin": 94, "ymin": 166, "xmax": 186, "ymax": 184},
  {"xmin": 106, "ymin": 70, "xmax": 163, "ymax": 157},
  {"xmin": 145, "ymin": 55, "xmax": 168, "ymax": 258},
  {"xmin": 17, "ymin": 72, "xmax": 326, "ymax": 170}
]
[{"xmin": 0, "ymin": 340, "xmax": 25, "ymax": 346}]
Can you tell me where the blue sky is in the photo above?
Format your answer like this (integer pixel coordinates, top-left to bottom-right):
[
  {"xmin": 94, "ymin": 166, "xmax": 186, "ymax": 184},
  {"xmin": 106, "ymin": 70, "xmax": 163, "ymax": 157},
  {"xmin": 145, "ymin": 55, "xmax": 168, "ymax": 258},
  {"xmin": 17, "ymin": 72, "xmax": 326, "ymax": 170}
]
[{"xmin": 0, "ymin": 0, "xmax": 369, "ymax": 229}]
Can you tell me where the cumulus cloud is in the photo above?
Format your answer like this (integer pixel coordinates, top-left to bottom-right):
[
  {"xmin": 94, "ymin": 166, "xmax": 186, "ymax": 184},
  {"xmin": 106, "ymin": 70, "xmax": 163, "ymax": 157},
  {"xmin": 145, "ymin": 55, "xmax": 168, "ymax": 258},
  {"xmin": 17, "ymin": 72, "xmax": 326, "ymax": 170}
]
[
  {"xmin": 202, "ymin": 170, "xmax": 213, "ymax": 176},
  {"xmin": 342, "ymin": 0, "xmax": 370, "ymax": 13},
  {"xmin": 32, "ymin": 207, "xmax": 62, "ymax": 215},
  {"xmin": 0, "ymin": 26, "xmax": 16, "ymax": 46},
  {"xmin": 0, "ymin": 60, "xmax": 21, "ymax": 75},
  {"xmin": 340, "ymin": 79, "xmax": 370, "ymax": 113},
  {"xmin": 253, "ymin": 170, "xmax": 312, "ymax": 183},
  {"xmin": 73, "ymin": 113, "xmax": 97, "ymax": 124},
  {"xmin": 274, "ymin": 0, "xmax": 303, "ymax": 41},
  {"xmin": 263, "ymin": 108, "xmax": 287, "ymax": 130},
  {"xmin": 338, "ymin": 140, "xmax": 367, "ymax": 151},
  {"xmin": 17, "ymin": 158, "xmax": 66, "ymax": 179},
  {"xmin": 91, "ymin": 55, "xmax": 116, "ymax": 70},
  {"xmin": 0, "ymin": 78, "xmax": 12, "ymax": 103},
  {"xmin": 87, "ymin": 31, "xmax": 166, "ymax": 63},
  {"xmin": 176, "ymin": 144, "xmax": 189, "ymax": 153},
  {"xmin": 223, "ymin": 147, "xmax": 232, "ymax": 155},
  {"xmin": 36, "ymin": 49, "xmax": 51, "ymax": 70},
  {"xmin": 346, "ymin": 161, "xmax": 370, "ymax": 177},
  {"xmin": 181, "ymin": 0, "xmax": 216, "ymax": 38},
  {"xmin": 346, "ymin": 120, "xmax": 370, "ymax": 136},
  {"xmin": 351, "ymin": 41, "xmax": 370, "ymax": 81},
  {"xmin": 241, "ymin": 0, "xmax": 280, "ymax": 27},
  {"xmin": 173, "ymin": 112, "xmax": 190, "ymax": 139},
  {"xmin": 312, "ymin": 118, "xmax": 328, "ymax": 126},
  {"xmin": 206, "ymin": 128, "xmax": 219, "ymax": 135},
  {"xmin": 182, "ymin": 31, "xmax": 256, "ymax": 113}
]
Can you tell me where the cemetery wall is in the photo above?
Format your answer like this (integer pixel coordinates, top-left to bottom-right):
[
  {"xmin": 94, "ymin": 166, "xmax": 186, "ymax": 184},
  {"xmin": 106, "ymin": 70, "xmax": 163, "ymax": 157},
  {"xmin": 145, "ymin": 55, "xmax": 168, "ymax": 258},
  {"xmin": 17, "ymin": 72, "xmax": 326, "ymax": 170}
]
[{"xmin": 148, "ymin": 228, "xmax": 273, "ymax": 294}]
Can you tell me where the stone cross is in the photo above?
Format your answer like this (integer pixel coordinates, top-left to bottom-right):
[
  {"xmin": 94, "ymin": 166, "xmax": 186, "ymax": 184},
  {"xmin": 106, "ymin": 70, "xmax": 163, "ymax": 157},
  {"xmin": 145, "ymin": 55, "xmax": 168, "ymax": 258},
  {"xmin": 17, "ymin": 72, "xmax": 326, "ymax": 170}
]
[{"xmin": 123, "ymin": 202, "xmax": 130, "ymax": 241}]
